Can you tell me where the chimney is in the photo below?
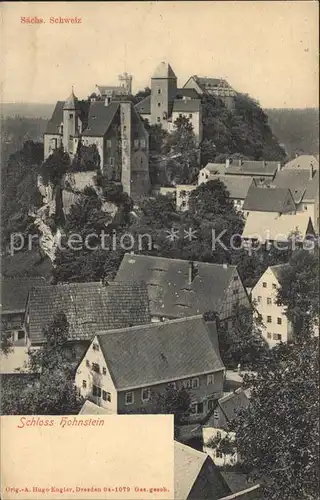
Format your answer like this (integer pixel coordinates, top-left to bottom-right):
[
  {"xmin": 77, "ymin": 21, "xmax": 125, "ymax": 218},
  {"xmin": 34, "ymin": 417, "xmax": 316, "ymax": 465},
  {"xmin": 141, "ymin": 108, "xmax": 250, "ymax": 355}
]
[
  {"xmin": 310, "ymin": 163, "xmax": 314, "ymax": 180},
  {"xmin": 226, "ymin": 158, "xmax": 230, "ymax": 169},
  {"xmin": 238, "ymin": 159, "xmax": 243, "ymax": 166},
  {"xmin": 277, "ymin": 162, "xmax": 281, "ymax": 172}
]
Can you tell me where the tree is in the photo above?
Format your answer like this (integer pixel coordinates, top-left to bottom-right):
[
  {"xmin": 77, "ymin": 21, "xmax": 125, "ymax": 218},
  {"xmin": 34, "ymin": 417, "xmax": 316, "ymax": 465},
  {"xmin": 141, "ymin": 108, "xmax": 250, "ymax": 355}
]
[
  {"xmin": 206, "ymin": 432, "xmax": 237, "ymax": 470},
  {"xmin": 155, "ymin": 386, "xmax": 191, "ymax": 438},
  {"xmin": 131, "ymin": 87, "xmax": 151, "ymax": 105},
  {"xmin": 234, "ymin": 338, "xmax": 319, "ymax": 499},
  {"xmin": 39, "ymin": 146, "xmax": 70, "ymax": 186},
  {"xmin": 70, "ymin": 143, "xmax": 100, "ymax": 172},
  {"xmin": 1, "ymin": 313, "xmax": 83, "ymax": 415},
  {"xmin": 276, "ymin": 249, "xmax": 319, "ymax": 340},
  {"xmin": 217, "ymin": 304, "xmax": 270, "ymax": 370}
]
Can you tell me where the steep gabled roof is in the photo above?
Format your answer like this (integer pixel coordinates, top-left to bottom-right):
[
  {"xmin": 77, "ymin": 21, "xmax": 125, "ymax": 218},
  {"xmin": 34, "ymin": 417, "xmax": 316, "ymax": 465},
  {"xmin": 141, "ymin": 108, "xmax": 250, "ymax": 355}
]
[
  {"xmin": 135, "ymin": 95, "xmax": 151, "ymax": 114},
  {"xmin": 115, "ymin": 254, "xmax": 237, "ymax": 318},
  {"xmin": 97, "ymin": 315, "xmax": 224, "ymax": 390},
  {"xmin": 242, "ymin": 212, "xmax": 314, "ymax": 243},
  {"xmin": 152, "ymin": 62, "xmax": 177, "ymax": 79},
  {"xmin": 173, "ymin": 99, "xmax": 201, "ymax": 113},
  {"xmin": 27, "ymin": 281, "xmax": 151, "ymax": 344},
  {"xmin": 0, "ymin": 277, "xmax": 49, "ymax": 314},
  {"xmin": 243, "ymin": 186, "xmax": 296, "ymax": 213},
  {"xmin": 82, "ymin": 101, "xmax": 120, "ymax": 137},
  {"xmin": 218, "ymin": 389, "xmax": 250, "ymax": 423},
  {"xmin": 272, "ymin": 169, "xmax": 319, "ymax": 203},
  {"xmin": 283, "ymin": 154, "xmax": 319, "ymax": 171},
  {"xmin": 214, "ymin": 175, "xmax": 256, "ymax": 200},
  {"xmin": 45, "ymin": 101, "xmax": 64, "ymax": 134}
]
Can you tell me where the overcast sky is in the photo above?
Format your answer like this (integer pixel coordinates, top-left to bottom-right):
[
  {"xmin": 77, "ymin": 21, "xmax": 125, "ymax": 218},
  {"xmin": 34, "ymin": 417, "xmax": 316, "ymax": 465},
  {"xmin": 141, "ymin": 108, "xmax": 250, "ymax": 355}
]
[{"xmin": 1, "ymin": 1, "xmax": 318, "ymax": 108}]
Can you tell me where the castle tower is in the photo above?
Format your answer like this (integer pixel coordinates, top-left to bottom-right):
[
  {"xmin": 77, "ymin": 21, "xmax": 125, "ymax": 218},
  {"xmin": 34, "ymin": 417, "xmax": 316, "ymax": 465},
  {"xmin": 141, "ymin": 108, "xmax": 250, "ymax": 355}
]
[
  {"xmin": 150, "ymin": 62, "xmax": 177, "ymax": 128},
  {"xmin": 63, "ymin": 89, "xmax": 78, "ymax": 155},
  {"xmin": 118, "ymin": 72, "xmax": 133, "ymax": 94}
]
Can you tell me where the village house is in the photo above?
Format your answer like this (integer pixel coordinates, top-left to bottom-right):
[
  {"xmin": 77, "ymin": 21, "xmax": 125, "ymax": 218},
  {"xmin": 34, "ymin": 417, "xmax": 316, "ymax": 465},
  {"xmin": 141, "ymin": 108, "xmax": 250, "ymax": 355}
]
[
  {"xmin": 24, "ymin": 281, "xmax": 151, "ymax": 360},
  {"xmin": 0, "ymin": 277, "xmax": 49, "ymax": 347},
  {"xmin": 203, "ymin": 389, "xmax": 250, "ymax": 467},
  {"xmin": 198, "ymin": 172, "xmax": 256, "ymax": 212},
  {"xmin": 44, "ymin": 90, "xmax": 150, "ymax": 200},
  {"xmin": 251, "ymin": 264, "xmax": 292, "ymax": 346},
  {"xmin": 182, "ymin": 76, "xmax": 236, "ymax": 111},
  {"xmin": 95, "ymin": 72, "xmax": 133, "ymax": 100},
  {"xmin": 202, "ymin": 159, "xmax": 281, "ymax": 184},
  {"xmin": 241, "ymin": 211, "xmax": 315, "ymax": 248},
  {"xmin": 270, "ymin": 163, "xmax": 319, "ymax": 233},
  {"xmin": 135, "ymin": 62, "xmax": 203, "ymax": 142},
  {"xmin": 75, "ymin": 315, "xmax": 225, "ymax": 418},
  {"xmin": 115, "ymin": 254, "xmax": 251, "ymax": 326},
  {"xmin": 242, "ymin": 185, "xmax": 297, "ymax": 218},
  {"xmin": 174, "ymin": 441, "xmax": 232, "ymax": 499}
]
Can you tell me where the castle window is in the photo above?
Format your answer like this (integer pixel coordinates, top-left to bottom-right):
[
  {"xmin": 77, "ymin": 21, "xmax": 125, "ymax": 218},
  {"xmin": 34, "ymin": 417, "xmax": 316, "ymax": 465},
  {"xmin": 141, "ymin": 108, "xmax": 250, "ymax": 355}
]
[
  {"xmin": 140, "ymin": 139, "xmax": 146, "ymax": 148},
  {"xmin": 109, "ymin": 157, "xmax": 115, "ymax": 166},
  {"xmin": 134, "ymin": 139, "xmax": 139, "ymax": 148},
  {"xmin": 157, "ymin": 117, "xmax": 161, "ymax": 123},
  {"xmin": 107, "ymin": 140, "xmax": 112, "ymax": 148},
  {"xmin": 189, "ymin": 114, "xmax": 193, "ymax": 119},
  {"xmin": 158, "ymin": 103, "xmax": 161, "ymax": 107},
  {"xmin": 69, "ymin": 113, "xmax": 73, "ymax": 119},
  {"xmin": 157, "ymin": 89, "xmax": 161, "ymax": 94}
]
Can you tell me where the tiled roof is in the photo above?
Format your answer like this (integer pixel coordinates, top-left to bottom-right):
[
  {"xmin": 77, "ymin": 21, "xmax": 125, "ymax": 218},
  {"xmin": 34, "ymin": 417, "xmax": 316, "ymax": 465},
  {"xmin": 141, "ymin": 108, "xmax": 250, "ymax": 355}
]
[
  {"xmin": 82, "ymin": 101, "xmax": 119, "ymax": 137},
  {"xmin": 152, "ymin": 62, "xmax": 177, "ymax": 79},
  {"xmin": 176, "ymin": 88, "xmax": 201, "ymax": 99},
  {"xmin": 243, "ymin": 186, "xmax": 296, "ymax": 213},
  {"xmin": 115, "ymin": 254, "xmax": 237, "ymax": 318},
  {"xmin": 218, "ymin": 389, "xmax": 249, "ymax": 422},
  {"xmin": 269, "ymin": 264, "xmax": 289, "ymax": 283},
  {"xmin": 283, "ymin": 154, "xmax": 319, "ymax": 171},
  {"xmin": 203, "ymin": 163, "xmax": 227, "ymax": 175},
  {"xmin": 0, "ymin": 277, "xmax": 49, "ymax": 314},
  {"xmin": 272, "ymin": 169, "xmax": 319, "ymax": 203},
  {"xmin": 173, "ymin": 99, "xmax": 201, "ymax": 113},
  {"xmin": 135, "ymin": 95, "xmax": 151, "ymax": 114},
  {"xmin": 45, "ymin": 101, "xmax": 64, "ymax": 134},
  {"xmin": 78, "ymin": 400, "xmax": 114, "ymax": 415},
  {"xmin": 97, "ymin": 315, "xmax": 224, "ymax": 390},
  {"xmin": 226, "ymin": 160, "xmax": 279, "ymax": 177},
  {"xmin": 242, "ymin": 212, "xmax": 314, "ymax": 243},
  {"xmin": 213, "ymin": 176, "xmax": 255, "ymax": 200},
  {"xmin": 27, "ymin": 282, "xmax": 151, "ymax": 344}
]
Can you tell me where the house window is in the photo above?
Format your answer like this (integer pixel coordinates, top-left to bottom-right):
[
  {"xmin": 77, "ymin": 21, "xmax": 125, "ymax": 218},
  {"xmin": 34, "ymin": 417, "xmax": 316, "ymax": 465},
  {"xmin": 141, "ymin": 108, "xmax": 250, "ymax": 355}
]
[
  {"xmin": 92, "ymin": 363, "xmax": 100, "ymax": 373},
  {"xmin": 272, "ymin": 283, "xmax": 277, "ymax": 289},
  {"xmin": 125, "ymin": 392, "xmax": 134, "ymax": 405},
  {"xmin": 109, "ymin": 157, "xmax": 115, "ymax": 166},
  {"xmin": 141, "ymin": 388, "xmax": 151, "ymax": 402},
  {"xmin": 140, "ymin": 139, "xmax": 146, "ymax": 148},
  {"xmin": 168, "ymin": 382, "xmax": 176, "ymax": 389},
  {"xmin": 69, "ymin": 114, "xmax": 73, "ymax": 119},
  {"xmin": 217, "ymin": 431, "xmax": 222, "ymax": 439},
  {"xmin": 213, "ymin": 411, "xmax": 219, "ymax": 419},
  {"xmin": 158, "ymin": 102, "xmax": 161, "ymax": 107},
  {"xmin": 216, "ymin": 449, "xmax": 223, "ymax": 458},
  {"xmin": 82, "ymin": 380, "xmax": 87, "ymax": 389},
  {"xmin": 92, "ymin": 343, "xmax": 99, "ymax": 351},
  {"xmin": 86, "ymin": 360, "xmax": 90, "ymax": 368},
  {"xmin": 17, "ymin": 330, "xmax": 25, "ymax": 340},
  {"xmin": 69, "ymin": 135, "xmax": 73, "ymax": 140},
  {"xmin": 179, "ymin": 113, "xmax": 182, "ymax": 118},
  {"xmin": 233, "ymin": 289, "xmax": 239, "ymax": 295},
  {"xmin": 277, "ymin": 317, "xmax": 282, "ymax": 325},
  {"xmin": 102, "ymin": 390, "xmax": 111, "ymax": 402},
  {"xmin": 233, "ymin": 275, "xmax": 239, "ymax": 281},
  {"xmin": 207, "ymin": 374, "xmax": 214, "ymax": 385},
  {"xmin": 273, "ymin": 333, "xmax": 282, "ymax": 341},
  {"xmin": 134, "ymin": 139, "xmax": 139, "ymax": 148},
  {"xmin": 262, "ymin": 282, "xmax": 267, "ymax": 288},
  {"xmin": 189, "ymin": 114, "xmax": 193, "ymax": 119},
  {"xmin": 103, "ymin": 367, "xmax": 107, "ymax": 375},
  {"xmin": 257, "ymin": 296, "xmax": 262, "ymax": 303},
  {"xmin": 107, "ymin": 140, "xmax": 112, "ymax": 148},
  {"xmin": 267, "ymin": 332, "xmax": 272, "ymax": 339},
  {"xmin": 267, "ymin": 298, "xmax": 272, "ymax": 305},
  {"xmin": 157, "ymin": 117, "xmax": 161, "ymax": 123},
  {"xmin": 122, "ymin": 140, "xmax": 127, "ymax": 147},
  {"xmin": 208, "ymin": 399, "xmax": 215, "ymax": 410},
  {"xmin": 182, "ymin": 379, "xmax": 191, "ymax": 389},
  {"xmin": 267, "ymin": 316, "xmax": 272, "ymax": 323},
  {"xmin": 191, "ymin": 378, "xmax": 199, "ymax": 389},
  {"xmin": 93, "ymin": 385, "xmax": 101, "ymax": 397}
]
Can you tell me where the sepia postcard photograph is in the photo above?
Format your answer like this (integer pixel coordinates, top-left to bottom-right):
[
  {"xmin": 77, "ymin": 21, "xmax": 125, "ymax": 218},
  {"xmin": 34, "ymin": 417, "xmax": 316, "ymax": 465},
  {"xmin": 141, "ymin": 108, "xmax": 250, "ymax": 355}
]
[{"xmin": 0, "ymin": 1, "xmax": 319, "ymax": 499}]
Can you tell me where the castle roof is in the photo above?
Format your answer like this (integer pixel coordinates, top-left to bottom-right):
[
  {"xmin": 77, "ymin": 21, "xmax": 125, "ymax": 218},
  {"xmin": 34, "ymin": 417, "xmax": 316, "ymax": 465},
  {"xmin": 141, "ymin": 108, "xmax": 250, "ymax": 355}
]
[
  {"xmin": 152, "ymin": 62, "xmax": 177, "ymax": 79},
  {"xmin": 63, "ymin": 90, "xmax": 77, "ymax": 110}
]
